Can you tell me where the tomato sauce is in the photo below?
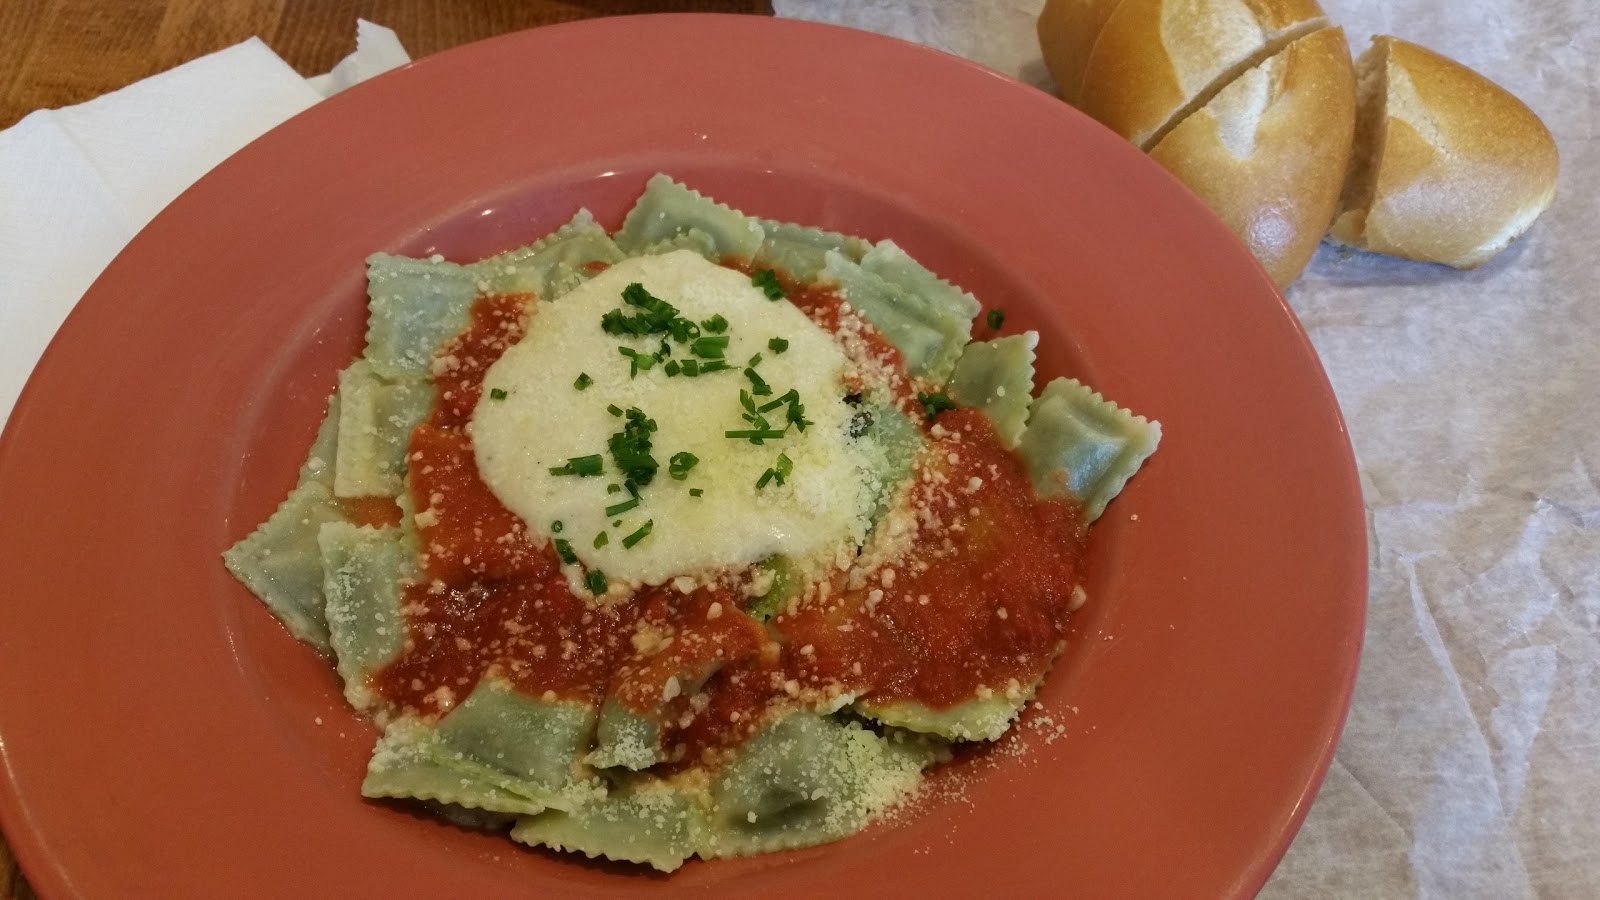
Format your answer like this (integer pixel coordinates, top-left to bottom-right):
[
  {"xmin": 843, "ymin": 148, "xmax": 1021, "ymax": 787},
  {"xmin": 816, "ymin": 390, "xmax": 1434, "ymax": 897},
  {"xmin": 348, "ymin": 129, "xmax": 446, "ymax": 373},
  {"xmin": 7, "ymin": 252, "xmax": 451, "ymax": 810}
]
[
  {"xmin": 778, "ymin": 408, "xmax": 1087, "ymax": 707},
  {"xmin": 371, "ymin": 277, "xmax": 1087, "ymax": 749}
]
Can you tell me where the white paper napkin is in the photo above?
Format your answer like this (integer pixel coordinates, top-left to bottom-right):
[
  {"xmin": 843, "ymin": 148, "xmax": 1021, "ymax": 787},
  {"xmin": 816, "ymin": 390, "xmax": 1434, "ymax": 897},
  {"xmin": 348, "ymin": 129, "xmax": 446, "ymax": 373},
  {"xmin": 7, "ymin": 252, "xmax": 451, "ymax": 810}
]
[{"xmin": 0, "ymin": 21, "xmax": 410, "ymax": 428}]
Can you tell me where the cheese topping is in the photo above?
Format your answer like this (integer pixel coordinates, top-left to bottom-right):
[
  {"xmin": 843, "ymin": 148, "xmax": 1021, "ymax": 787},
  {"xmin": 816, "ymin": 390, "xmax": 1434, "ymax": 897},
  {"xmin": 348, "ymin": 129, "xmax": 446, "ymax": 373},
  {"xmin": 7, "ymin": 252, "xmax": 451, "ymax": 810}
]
[{"xmin": 472, "ymin": 251, "xmax": 876, "ymax": 586}]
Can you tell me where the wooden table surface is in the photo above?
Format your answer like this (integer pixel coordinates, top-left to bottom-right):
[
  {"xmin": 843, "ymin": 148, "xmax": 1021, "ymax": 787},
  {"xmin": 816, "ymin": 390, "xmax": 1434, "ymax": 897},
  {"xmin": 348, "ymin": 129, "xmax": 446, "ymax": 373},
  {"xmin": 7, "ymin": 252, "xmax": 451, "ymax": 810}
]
[{"xmin": 0, "ymin": 2, "xmax": 770, "ymax": 897}]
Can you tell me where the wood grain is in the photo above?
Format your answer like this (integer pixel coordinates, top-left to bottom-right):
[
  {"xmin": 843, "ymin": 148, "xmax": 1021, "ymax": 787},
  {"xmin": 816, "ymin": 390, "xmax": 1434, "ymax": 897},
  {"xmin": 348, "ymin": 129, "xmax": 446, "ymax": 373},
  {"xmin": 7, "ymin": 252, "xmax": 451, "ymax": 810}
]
[
  {"xmin": 0, "ymin": 2, "xmax": 771, "ymax": 895},
  {"xmin": 0, "ymin": 0, "xmax": 773, "ymax": 129}
]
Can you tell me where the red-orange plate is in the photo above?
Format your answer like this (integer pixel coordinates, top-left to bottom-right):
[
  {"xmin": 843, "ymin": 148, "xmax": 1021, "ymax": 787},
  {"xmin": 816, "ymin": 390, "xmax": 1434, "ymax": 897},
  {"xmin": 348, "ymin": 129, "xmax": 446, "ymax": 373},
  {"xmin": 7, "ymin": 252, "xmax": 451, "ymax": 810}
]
[{"xmin": 0, "ymin": 15, "xmax": 1365, "ymax": 899}]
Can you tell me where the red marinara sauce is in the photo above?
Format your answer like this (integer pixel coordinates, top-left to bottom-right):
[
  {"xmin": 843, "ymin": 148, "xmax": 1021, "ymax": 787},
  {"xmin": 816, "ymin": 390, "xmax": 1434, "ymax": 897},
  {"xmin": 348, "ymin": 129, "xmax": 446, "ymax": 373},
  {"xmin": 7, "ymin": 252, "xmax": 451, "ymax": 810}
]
[
  {"xmin": 777, "ymin": 407, "xmax": 1088, "ymax": 708},
  {"xmin": 370, "ymin": 274, "xmax": 1089, "ymax": 753}
]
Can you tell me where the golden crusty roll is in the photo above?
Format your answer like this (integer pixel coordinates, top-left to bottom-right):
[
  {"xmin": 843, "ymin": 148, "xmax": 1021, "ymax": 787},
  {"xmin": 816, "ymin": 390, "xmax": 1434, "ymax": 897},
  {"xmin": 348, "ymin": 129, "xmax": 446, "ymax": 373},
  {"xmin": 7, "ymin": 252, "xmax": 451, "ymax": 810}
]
[
  {"xmin": 1037, "ymin": 0, "xmax": 1127, "ymax": 105},
  {"xmin": 1055, "ymin": 0, "xmax": 1329, "ymax": 150},
  {"xmin": 1329, "ymin": 36, "xmax": 1559, "ymax": 268},
  {"xmin": 1148, "ymin": 27, "xmax": 1356, "ymax": 288}
]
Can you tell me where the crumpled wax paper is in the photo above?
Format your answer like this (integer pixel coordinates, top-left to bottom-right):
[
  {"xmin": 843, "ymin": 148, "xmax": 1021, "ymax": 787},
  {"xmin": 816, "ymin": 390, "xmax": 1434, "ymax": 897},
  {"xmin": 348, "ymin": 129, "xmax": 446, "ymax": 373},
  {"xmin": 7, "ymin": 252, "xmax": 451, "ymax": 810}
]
[{"xmin": 774, "ymin": 1, "xmax": 1599, "ymax": 895}]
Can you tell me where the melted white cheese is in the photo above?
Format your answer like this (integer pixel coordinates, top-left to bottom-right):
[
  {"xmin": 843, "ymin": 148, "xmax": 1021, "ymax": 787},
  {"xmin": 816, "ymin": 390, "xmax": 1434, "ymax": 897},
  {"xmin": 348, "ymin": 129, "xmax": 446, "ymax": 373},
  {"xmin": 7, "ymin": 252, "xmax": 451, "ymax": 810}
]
[{"xmin": 473, "ymin": 251, "xmax": 875, "ymax": 586}]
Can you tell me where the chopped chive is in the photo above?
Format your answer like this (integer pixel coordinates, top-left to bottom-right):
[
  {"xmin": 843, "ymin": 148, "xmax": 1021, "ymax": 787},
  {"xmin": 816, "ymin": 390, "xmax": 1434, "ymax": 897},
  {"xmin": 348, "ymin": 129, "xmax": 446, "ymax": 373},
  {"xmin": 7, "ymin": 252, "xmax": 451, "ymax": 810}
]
[
  {"xmin": 751, "ymin": 268, "xmax": 785, "ymax": 300},
  {"xmin": 573, "ymin": 373, "xmax": 593, "ymax": 390},
  {"xmin": 786, "ymin": 393, "xmax": 811, "ymax": 432},
  {"xmin": 701, "ymin": 314, "xmax": 729, "ymax": 334},
  {"xmin": 689, "ymin": 488, "xmax": 704, "ymax": 497},
  {"xmin": 606, "ymin": 483, "xmax": 622, "ymax": 494},
  {"xmin": 602, "ymin": 282, "xmax": 684, "ymax": 337},
  {"xmin": 554, "ymin": 538, "xmax": 578, "ymax": 565},
  {"xmin": 664, "ymin": 359, "xmax": 681, "ymax": 376},
  {"xmin": 612, "ymin": 519, "xmax": 622, "ymax": 527},
  {"xmin": 726, "ymin": 429, "xmax": 788, "ymax": 441},
  {"xmin": 697, "ymin": 360, "xmax": 732, "ymax": 374},
  {"xmin": 740, "ymin": 390, "xmax": 758, "ymax": 415},
  {"xmin": 768, "ymin": 337, "xmax": 789, "ymax": 353},
  {"xmin": 585, "ymin": 569, "xmax": 608, "ymax": 594},
  {"xmin": 744, "ymin": 367, "xmax": 772, "ymax": 396},
  {"xmin": 622, "ymin": 519, "xmax": 654, "ymax": 549},
  {"xmin": 606, "ymin": 407, "xmax": 659, "ymax": 487},
  {"xmin": 690, "ymin": 335, "xmax": 730, "ymax": 359},
  {"xmin": 593, "ymin": 532, "xmax": 609, "ymax": 549},
  {"xmin": 748, "ymin": 353, "xmax": 763, "ymax": 367},
  {"xmin": 759, "ymin": 389, "xmax": 799, "ymax": 414},
  {"xmin": 986, "ymin": 308, "xmax": 1005, "ymax": 330},
  {"xmin": 668, "ymin": 451, "xmax": 699, "ymax": 480},
  {"xmin": 552, "ymin": 520, "xmax": 564, "ymax": 533},
  {"xmin": 667, "ymin": 317, "xmax": 700, "ymax": 344},
  {"xmin": 548, "ymin": 454, "xmax": 604, "ymax": 477},
  {"xmin": 489, "ymin": 388, "xmax": 508, "ymax": 400},
  {"xmin": 607, "ymin": 404, "xmax": 623, "ymax": 417},
  {"xmin": 918, "ymin": 391, "xmax": 957, "ymax": 421},
  {"xmin": 757, "ymin": 451, "xmax": 793, "ymax": 490},
  {"xmin": 617, "ymin": 346, "xmax": 659, "ymax": 378},
  {"xmin": 605, "ymin": 497, "xmax": 640, "ymax": 516}
]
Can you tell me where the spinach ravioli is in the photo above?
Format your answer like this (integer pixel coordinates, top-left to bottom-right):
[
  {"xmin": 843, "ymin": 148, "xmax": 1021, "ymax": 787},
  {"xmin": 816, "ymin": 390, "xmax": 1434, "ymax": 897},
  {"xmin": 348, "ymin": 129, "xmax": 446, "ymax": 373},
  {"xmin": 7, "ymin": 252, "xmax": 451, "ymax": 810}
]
[{"xmin": 223, "ymin": 175, "xmax": 1161, "ymax": 872}]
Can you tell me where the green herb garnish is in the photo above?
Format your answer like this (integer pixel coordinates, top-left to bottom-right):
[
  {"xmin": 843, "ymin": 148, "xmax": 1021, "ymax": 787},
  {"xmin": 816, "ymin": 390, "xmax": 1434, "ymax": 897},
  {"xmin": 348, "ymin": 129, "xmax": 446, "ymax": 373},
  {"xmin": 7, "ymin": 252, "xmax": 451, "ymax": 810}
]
[
  {"xmin": 751, "ymin": 268, "xmax": 785, "ymax": 300},
  {"xmin": 918, "ymin": 391, "xmax": 957, "ymax": 421},
  {"xmin": 668, "ymin": 451, "xmax": 699, "ymax": 480},
  {"xmin": 573, "ymin": 373, "xmax": 593, "ymax": 390},
  {"xmin": 986, "ymin": 308, "xmax": 1005, "ymax": 330},
  {"xmin": 606, "ymin": 406, "xmax": 659, "ymax": 486},
  {"xmin": 726, "ymin": 428, "xmax": 788, "ymax": 442},
  {"xmin": 489, "ymin": 388, "xmax": 508, "ymax": 400},
  {"xmin": 622, "ymin": 519, "xmax": 654, "ymax": 549},
  {"xmin": 702, "ymin": 314, "xmax": 729, "ymax": 334},
  {"xmin": 585, "ymin": 569, "xmax": 608, "ymax": 594},
  {"xmin": 548, "ymin": 454, "xmax": 604, "ymax": 477},
  {"xmin": 617, "ymin": 346, "xmax": 659, "ymax": 377},
  {"xmin": 744, "ymin": 367, "xmax": 772, "ymax": 396},
  {"xmin": 759, "ymin": 389, "xmax": 798, "ymax": 414},
  {"xmin": 768, "ymin": 337, "xmax": 789, "ymax": 353},
  {"xmin": 755, "ymin": 453, "xmax": 792, "ymax": 490},
  {"xmin": 605, "ymin": 497, "xmax": 640, "ymax": 516},
  {"xmin": 554, "ymin": 538, "xmax": 578, "ymax": 565},
  {"xmin": 593, "ymin": 532, "xmax": 609, "ymax": 549},
  {"xmin": 690, "ymin": 335, "xmax": 730, "ymax": 359},
  {"xmin": 689, "ymin": 488, "xmax": 704, "ymax": 497}
]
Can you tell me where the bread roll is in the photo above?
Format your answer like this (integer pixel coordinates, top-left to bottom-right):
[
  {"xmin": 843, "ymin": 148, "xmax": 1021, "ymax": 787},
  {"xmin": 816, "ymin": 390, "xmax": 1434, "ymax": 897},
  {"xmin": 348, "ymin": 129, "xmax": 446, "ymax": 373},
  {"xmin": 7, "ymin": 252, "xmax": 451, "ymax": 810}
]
[
  {"xmin": 1148, "ymin": 27, "xmax": 1355, "ymax": 288},
  {"xmin": 1062, "ymin": 0, "xmax": 1329, "ymax": 150},
  {"xmin": 1329, "ymin": 36, "xmax": 1559, "ymax": 268},
  {"xmin": 1037, "ymin": 0, "xmax": 1126, "ymax": 104}
]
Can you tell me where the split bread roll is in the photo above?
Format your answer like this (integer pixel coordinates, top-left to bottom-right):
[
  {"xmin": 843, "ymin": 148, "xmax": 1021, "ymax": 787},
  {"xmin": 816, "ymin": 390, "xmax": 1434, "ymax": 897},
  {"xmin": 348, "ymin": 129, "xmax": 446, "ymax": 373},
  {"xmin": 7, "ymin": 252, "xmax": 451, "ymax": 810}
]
[
  {"xmin": 1046, "ymin": 0, "xmax": 1329, "ymax": 149},
  {"xmin": 1037, "ymin": 0, "xmax": 1126, "ymax": 109},
  {"xmin": 1148, "ymin": 27, "xmax": 1355, "ymax": 288},
  {"xmin": 1329, "ymin": 36, "xmax": 1560, "ymax": 268}
]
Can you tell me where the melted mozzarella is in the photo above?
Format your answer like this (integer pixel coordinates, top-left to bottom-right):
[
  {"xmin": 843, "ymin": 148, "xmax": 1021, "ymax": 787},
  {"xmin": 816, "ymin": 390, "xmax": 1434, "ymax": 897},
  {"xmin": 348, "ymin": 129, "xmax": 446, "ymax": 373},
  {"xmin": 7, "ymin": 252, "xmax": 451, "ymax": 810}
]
[{"xmin": 473, "ymin": 251, "xmax": 875, "ymax": 586}]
